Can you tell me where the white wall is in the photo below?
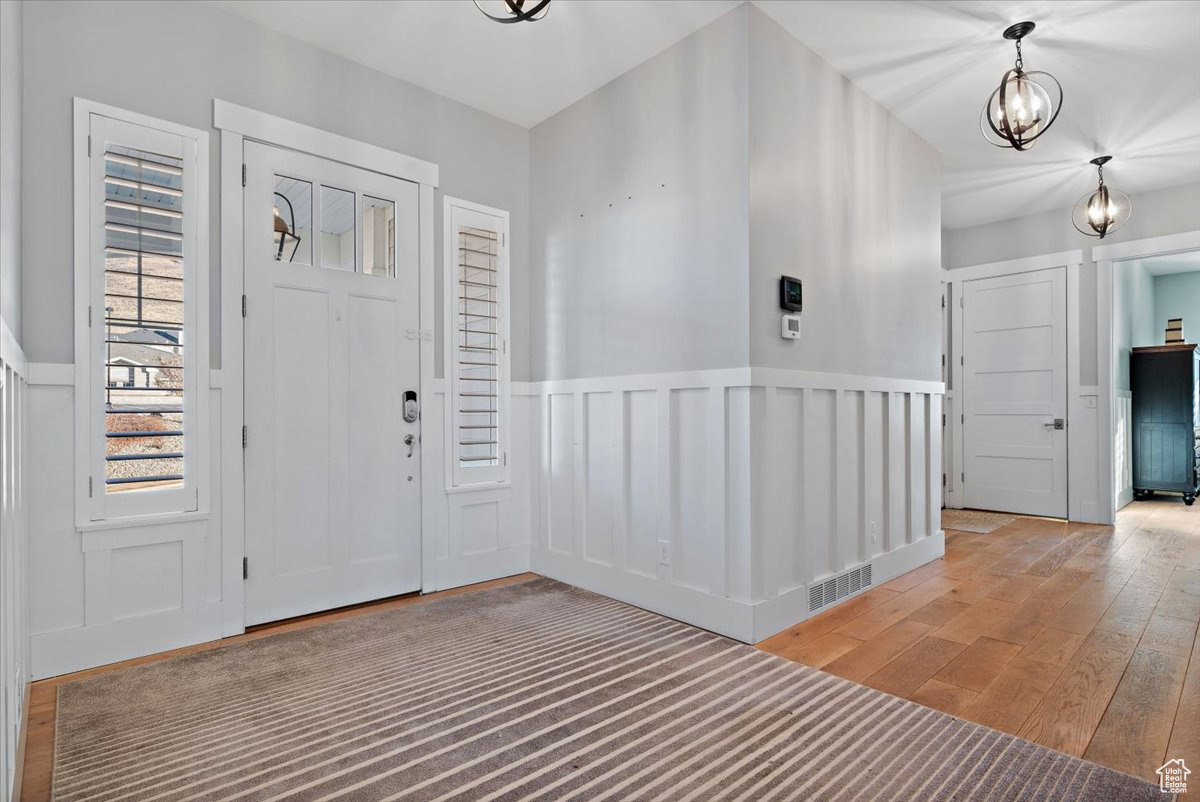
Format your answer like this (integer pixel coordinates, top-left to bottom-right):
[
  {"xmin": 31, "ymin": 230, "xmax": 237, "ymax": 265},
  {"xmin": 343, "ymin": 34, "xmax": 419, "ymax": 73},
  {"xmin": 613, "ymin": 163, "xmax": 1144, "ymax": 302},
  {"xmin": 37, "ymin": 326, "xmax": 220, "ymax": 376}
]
[
  {"xmin": 0, "ymin": 2, "xmax": 28, "ymax": 798},
  {"xmin": 526, "ymin": 6, "xmax": 945, "ymax": 642},
  {"xmin": 944, "ymin": 182, "xmax": 1200, "ymax": 387},
  {"xmin": 747, "ymin": 7, "xmax": 942, "ymax": 382},
  {"xmin": 944, "ymin": 183, "xmax": 1200, "ymax": 524},
  {"xmin": 528, "ymin": 6, "xmax": 751, "ymax": 382},
  {"xmin": 20, "ymin": 0, "xmax": 531, "ymax": 378},
  {"xmin": 1114, "ymin": 261, "xmax": 1155, "ymax": 391},
  {"xmin": 19, "ymin": 0, "xmax": 534, "ymax": 679},
  {"xmin": 1153, "ymin": 270, "xmax": 1200, "ymax": 340}
]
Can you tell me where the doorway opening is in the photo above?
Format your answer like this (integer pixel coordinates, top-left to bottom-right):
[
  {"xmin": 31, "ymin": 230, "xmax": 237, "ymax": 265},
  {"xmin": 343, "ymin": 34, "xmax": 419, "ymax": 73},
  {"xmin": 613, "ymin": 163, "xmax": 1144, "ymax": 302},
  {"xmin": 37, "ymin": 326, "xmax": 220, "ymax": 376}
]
[{"xmin": 1110, "ymin": 249, "xmax": 1200, "ymax": 511}]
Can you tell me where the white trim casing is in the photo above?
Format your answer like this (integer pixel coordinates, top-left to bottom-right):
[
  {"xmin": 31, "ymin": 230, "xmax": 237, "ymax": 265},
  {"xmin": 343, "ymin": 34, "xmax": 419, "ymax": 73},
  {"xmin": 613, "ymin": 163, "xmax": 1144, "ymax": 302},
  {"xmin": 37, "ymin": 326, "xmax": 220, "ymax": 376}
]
[
  {"xmin": 216, "ymin": 103, "xmax": 443, "ymax": 633},
  {"xmin": 72, "ymin": 98, "xmax": 210, "ymax": 527},
  {"xmin": 213, "ymin": 100, "xmax": 439, "ymax": 188},
  {"xmin": 945, "ymin": 249, "xmax": 1085, "ymax": 518},
  {"xmin": 443, "ymin": 196, "xmax": 512, "ymax": 489}
]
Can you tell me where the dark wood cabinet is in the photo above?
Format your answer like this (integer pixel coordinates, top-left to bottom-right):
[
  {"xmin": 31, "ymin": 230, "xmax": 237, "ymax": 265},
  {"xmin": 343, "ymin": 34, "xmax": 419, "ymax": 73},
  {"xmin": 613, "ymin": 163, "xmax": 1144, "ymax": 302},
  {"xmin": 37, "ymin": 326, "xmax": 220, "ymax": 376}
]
[{"xmin": 1131, "ymin": 343, "xmax": 1199, "ymax": 505}]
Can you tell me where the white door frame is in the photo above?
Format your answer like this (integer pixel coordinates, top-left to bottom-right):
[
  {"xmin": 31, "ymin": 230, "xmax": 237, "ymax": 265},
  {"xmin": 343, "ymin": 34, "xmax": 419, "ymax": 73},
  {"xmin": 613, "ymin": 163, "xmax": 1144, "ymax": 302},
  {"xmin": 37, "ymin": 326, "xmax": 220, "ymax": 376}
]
[
  {"xmin": 945, "ymin": 249, "xmax": 1084, "ymax": 517},
  {"xmin": 1094, "ymin": 230, "xmax": 1200, "ymax": 525},
  {"xmin": 215, "ymin": 101, "xmax": 439, "ymax": 636}
]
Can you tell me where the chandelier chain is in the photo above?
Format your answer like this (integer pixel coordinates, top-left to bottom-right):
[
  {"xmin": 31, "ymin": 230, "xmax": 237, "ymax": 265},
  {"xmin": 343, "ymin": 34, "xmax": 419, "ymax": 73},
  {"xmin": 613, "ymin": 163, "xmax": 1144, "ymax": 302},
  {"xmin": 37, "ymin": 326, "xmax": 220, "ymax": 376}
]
[{"xmin": 1014, "ymin": 39, "xmax": 1023, "ymax": 70}]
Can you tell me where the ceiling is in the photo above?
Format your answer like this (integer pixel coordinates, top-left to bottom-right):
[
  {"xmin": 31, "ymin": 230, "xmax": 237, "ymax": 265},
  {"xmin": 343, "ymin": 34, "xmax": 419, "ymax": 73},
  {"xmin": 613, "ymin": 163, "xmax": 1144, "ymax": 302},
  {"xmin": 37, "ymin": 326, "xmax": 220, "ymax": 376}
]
[
  {"xmin": 754, "ymin": 1, "xmax": 1200, "ymax": 229},
  {"xmin": 211, "ymin": 0, "xmax": 740, "ymax": 129},
  {"xmin": 214, "ymin": 0, "xmax": 1200, "ymax": 230},
  {"xmin": 1132, "ymin": 250, "xmax": 1200, "ymax": 277}
]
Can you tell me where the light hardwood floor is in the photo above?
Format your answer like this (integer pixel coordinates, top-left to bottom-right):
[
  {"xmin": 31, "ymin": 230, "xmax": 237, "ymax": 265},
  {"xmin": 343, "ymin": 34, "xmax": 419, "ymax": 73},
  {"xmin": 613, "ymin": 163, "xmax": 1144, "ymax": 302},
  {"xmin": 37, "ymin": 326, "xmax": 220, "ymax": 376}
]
[{"xmin": 758, "ymin": 498, "xmax": 1200, "ymax": 787}]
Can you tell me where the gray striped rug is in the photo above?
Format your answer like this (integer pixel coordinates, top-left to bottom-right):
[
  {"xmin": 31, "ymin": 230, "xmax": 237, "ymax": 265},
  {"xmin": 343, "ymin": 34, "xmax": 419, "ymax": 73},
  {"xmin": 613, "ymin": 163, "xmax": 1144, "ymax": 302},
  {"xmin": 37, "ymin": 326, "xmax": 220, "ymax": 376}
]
[{"xmin": 53, "ymin": 577, "xmax": 1162, "ymax": 801}]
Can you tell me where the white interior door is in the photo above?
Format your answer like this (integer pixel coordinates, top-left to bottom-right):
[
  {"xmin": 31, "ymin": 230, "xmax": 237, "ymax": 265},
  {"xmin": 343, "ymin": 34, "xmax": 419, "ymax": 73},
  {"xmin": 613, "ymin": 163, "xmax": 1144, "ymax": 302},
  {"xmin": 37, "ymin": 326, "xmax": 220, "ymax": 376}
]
[
  {"xmin": 243, "ymin": 141, "xmax": 421, "ymax": 625},
  {"xmin": 962, "ymin": 268, "xmax": 1068, "ymax": 518}
]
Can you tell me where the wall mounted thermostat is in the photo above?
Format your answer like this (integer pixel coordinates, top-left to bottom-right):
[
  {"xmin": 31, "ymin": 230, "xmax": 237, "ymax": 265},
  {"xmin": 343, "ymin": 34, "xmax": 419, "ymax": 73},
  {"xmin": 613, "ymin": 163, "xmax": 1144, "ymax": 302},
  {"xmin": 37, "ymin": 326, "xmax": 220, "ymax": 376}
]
[
  {"xmin": 779, "ymin": 275, "xmax": 803, "ymax": 312},
  {"xmin": 781, "ymin": 313, "xmax": 801, "ymax": 340}
]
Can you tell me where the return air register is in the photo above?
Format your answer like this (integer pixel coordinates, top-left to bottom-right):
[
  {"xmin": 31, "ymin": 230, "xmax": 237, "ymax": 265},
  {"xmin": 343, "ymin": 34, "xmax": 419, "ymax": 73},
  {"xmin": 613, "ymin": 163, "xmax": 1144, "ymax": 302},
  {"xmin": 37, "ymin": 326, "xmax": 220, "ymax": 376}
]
[{"xmin": 808, "ymin": 562, "xmax": 874, "ymax": 614}]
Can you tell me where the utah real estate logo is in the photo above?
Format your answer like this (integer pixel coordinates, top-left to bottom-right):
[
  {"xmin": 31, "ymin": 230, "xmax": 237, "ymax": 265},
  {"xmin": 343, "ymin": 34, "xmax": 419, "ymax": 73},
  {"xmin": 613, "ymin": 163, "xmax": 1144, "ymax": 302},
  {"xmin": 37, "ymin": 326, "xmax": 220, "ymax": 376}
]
[{"xmin": 1158, "ymin": 758, "xmax": 1190, "ymax": 794}]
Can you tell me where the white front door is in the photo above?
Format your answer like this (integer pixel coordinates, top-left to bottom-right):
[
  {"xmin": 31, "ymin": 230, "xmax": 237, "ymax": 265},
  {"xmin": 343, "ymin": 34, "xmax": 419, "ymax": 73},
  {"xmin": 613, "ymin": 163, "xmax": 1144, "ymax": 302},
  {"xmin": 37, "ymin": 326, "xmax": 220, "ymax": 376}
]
[
  {"xmin": 962, "ymin": 268, "xmax": 1068, "ymax": 518},
  {"xmin": 243, "ymin": 141, "xmax": 422, "ymax": 625}
]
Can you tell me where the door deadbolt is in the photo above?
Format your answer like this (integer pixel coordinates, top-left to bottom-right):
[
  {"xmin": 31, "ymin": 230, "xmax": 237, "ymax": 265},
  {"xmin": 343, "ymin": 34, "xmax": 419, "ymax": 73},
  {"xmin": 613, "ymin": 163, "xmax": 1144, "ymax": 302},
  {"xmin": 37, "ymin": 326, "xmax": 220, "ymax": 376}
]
[{"xmin": 403, "ymin": 390, "xmax": 419, "ymax": 423}]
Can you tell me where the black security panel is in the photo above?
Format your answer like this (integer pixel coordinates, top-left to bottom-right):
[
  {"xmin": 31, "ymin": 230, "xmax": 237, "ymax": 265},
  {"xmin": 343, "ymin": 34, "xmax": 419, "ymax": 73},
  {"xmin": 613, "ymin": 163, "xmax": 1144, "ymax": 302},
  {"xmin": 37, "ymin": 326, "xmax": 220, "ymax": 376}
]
[{"xmin": 779, "ymin": 275, "xmax": 803, "ymax": 312}]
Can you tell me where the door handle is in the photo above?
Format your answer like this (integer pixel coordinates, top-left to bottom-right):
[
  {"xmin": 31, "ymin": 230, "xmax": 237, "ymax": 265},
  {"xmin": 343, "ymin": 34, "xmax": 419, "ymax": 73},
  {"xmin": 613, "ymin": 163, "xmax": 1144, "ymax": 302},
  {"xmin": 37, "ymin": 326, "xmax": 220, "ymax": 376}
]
[
  {"xmin": 1043, "ymin": 418, "xmax": 1065, "ymax": 430},
  {"xmin": 403, "ymin": 434, "xmax": 417, "ymax": 458}
]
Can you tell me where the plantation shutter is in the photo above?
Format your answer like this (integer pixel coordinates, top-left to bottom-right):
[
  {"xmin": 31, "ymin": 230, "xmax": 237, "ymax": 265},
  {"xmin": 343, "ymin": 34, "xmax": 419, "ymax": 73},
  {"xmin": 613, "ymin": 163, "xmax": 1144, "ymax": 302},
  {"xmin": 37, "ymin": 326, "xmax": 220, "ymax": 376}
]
[{"xmin": 446, "ymin": 201, "xmax": 509, "ymax": 487}]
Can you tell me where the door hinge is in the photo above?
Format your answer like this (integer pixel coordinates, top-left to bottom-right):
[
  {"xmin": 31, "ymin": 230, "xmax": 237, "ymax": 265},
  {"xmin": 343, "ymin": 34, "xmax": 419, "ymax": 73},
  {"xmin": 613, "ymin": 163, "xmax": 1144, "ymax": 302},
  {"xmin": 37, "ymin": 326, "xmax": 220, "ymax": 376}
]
[
  {"xmin": 961, "ymin": 413, "xmax": 964, "ymax": 424},
  {"xmin": 88, "ymin": 305, "xmax": 93, "ymax": 327},
  {"xmin": 503, "ymin": 452, "xmax": 508, "ymax": 466},
  {"xmin": 959, "ymin": 296, "xmax": 964, "ymax": 308},
  {"xmin": 942, "ymin": 413, "xmax": 946, "ymax": 427},
  {"xmin": 242, "ymin": 164, "xmax": 247, "ymax": 187},
  {"xmin": 961, "ymin": 472, "xmax": 965, "ymax": 482},
  {"xmin": 88, "ymin": 476, "xmax": 93, "ymax": 497},
  {"xmin": 242, "ymin": 425, "xmax": 248, "ymax": 448},
  {"xmin": 941, "ymin": 354, "xmax": 945, "ymax": 367},
  {"xmin": 501, "ymin": 232, "xmax": 506, "ymax": 247},
  {"xmin": 242, "ymin": 557, "xmax": 248, "ymax": 580},
  {"xmin": 960, "ymin": 356, "xmax": 964, "ymax": 366},
  {"xmin": 941, "ymin": 295, "xmax": 945, "ymax": 309},
  {"xmin": 942, "ymin": 473, "xmax": 947, "ymax": 488},
  {"xmin": 242, "ymin": 295, "xmax": 247, "ymax": 318}
]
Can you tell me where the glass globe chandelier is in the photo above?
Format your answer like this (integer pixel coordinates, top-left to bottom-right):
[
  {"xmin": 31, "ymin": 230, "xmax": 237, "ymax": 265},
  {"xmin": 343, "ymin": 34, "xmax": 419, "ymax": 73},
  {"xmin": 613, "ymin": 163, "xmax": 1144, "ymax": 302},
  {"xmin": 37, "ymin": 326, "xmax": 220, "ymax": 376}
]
[
  {"xmin": 1072, "ymin": 156, "xmax": 1132, "ymax": 239},
  {"xmin": 473, "ymin": 0, "xmax": 550, "ymax": 24},
  {"xmin": 981, "ymin": 22, "xmax": 1063, "ymax": 151}
]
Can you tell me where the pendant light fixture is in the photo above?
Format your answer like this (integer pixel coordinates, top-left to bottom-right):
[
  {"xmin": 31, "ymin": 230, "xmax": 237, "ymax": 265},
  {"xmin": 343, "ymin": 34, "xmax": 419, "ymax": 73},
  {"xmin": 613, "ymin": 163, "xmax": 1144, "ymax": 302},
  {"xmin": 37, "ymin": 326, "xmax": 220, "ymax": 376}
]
[
  {"xmin": 473, "ymin": 0, "xmax": 550, "ymax": 24},
  {"xmin": 272, "ymin": 191, "xmax": 301, "ymax": 261},
  {"xmin": 1072, "ymin": 156, "xmax": 1131, "ymax": 239},
  {"xmin": 981, "ymin": 22, "xmax": 1063, "ymax": 151}
]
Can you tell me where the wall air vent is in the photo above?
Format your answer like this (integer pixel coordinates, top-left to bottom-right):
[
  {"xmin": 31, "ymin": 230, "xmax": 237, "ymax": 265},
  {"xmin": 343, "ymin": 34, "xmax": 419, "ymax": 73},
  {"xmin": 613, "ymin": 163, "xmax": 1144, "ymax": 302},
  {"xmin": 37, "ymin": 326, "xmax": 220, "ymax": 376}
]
[{"xmin": 807, "ymin": 562, "xmax": 873, "ymax": 614}]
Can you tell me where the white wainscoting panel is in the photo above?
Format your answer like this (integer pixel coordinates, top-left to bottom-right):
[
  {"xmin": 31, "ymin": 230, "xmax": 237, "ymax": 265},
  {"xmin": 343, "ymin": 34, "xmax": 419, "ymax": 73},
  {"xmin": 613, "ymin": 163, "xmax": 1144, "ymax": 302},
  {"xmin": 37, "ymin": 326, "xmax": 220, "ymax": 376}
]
[
  {"xmin": 420, "ymin": 384, "xmax": 534, "ymax": 592},
  {"xmin": 529, "ymin": 368, "xmax": 945, "ymax": 643},
  {"xmin": 27, "ymin": 374, "xmax": 223, "ymax": 680},
  {"xmin": 1, "ymin": 328, "xmax": 30, "ymax": 802},
  {"xmin": 1115, "ymin": 390, "xmax": 1133, "ymax": 510}
]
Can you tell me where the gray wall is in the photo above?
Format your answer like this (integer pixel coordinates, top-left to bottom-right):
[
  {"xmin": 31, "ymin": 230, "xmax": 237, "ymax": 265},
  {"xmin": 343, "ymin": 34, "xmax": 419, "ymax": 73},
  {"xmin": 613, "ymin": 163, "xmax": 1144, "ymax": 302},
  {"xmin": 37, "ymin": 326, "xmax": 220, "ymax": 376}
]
[
  {"xmin": 0, "ymin": 0, "xmax": 20, "ymax": 341},
  {"xmin": 1154, "ymin": 270, "xmax": 1200, "ymax": 341},
  {"xmin": 747, "ymin": 7, "xmax": 942, "ymax": 381},
  {"xmin": 1113, "ymin": 261, "xmax": 1154, "ymax": 391},
  {"xmin": 943, "ymin": 181, "xmax": 1200, "ymax": 386},
  {"xmin": 528, "ymin": 6, "xmax": 750, "ymax": 381},
  {"xmin": 20, "ymin": 0, "xmax": 531, "ymax": 377}
]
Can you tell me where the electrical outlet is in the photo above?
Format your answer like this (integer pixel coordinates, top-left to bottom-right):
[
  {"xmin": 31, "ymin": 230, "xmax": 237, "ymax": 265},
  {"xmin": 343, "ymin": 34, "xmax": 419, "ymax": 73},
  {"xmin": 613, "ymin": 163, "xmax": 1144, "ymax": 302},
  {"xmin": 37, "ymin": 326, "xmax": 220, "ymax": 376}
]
[
  {"xmin": 869, "ymin": 521, "xmax": 878, "ymax": 544},
  {"xmin": 657, "ymin": 540, "xmax": 671, "ymax": 566}
]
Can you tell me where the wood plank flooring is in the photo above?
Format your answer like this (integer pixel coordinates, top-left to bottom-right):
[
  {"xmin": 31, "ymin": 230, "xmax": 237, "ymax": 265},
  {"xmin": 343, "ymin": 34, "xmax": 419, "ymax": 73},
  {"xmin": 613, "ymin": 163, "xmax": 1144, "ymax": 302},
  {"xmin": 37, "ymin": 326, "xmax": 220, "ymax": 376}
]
[
  {"xmin": 16, "ymin": 573, "xmax": 538, "ymax": 802},
  {"xmin": 759, "ymin": 498, "xmax": 1200, "ymax": 786}
]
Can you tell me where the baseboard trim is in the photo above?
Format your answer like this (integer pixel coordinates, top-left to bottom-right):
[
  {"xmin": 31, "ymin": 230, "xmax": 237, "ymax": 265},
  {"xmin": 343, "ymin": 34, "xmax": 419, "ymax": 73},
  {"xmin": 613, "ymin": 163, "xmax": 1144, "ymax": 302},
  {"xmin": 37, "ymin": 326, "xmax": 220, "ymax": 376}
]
[
  {"xmin": 751, "ymin": 532, "xmax": 946, "ymax": 642},
  {"xmin": 531, "ymin": 549, "xmax": 756, "ymax": 642},
  {"xmin": 31, "ymin": 602, "xmax": 223, "ymax": 680},
  {"xmin": 9, "ymin": 682, "xmax": 30, "ymax": 802}
]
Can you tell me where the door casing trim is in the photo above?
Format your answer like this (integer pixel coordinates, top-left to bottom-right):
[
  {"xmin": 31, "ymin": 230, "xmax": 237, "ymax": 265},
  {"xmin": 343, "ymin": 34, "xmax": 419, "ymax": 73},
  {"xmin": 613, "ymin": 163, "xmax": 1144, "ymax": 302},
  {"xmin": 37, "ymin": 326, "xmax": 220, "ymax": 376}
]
[
  {"xmin": 946, "ymin": 250, "xmax": 1084, "ymax": 519},
  {"xmin": 216, "ymin": 103, "xmax": 439, "ymax": 636}
]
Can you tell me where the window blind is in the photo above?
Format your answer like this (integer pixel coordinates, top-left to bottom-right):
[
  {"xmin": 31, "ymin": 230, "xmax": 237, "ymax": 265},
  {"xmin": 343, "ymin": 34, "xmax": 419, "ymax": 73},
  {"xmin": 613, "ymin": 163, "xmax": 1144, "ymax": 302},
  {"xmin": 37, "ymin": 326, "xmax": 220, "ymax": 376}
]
[
  {"xmin": 456, "ymin": 226, "xmax": 500, "ymax": 467},
  {"xmin": 102, "ymin": 145, "xmax": 186, "ymax": 492}
]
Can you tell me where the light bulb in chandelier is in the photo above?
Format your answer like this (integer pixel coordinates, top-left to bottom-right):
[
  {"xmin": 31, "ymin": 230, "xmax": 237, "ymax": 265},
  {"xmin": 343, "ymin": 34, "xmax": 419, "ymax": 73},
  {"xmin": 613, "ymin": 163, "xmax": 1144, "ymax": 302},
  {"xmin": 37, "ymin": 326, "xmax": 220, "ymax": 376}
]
[
  {"xmin": 981, "ymin": 22, "xmax": 1063, "ymax": 151},
  {"xmin": 1071, "ymin": 156, "xmax": 1131, "ymax": 239}
]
